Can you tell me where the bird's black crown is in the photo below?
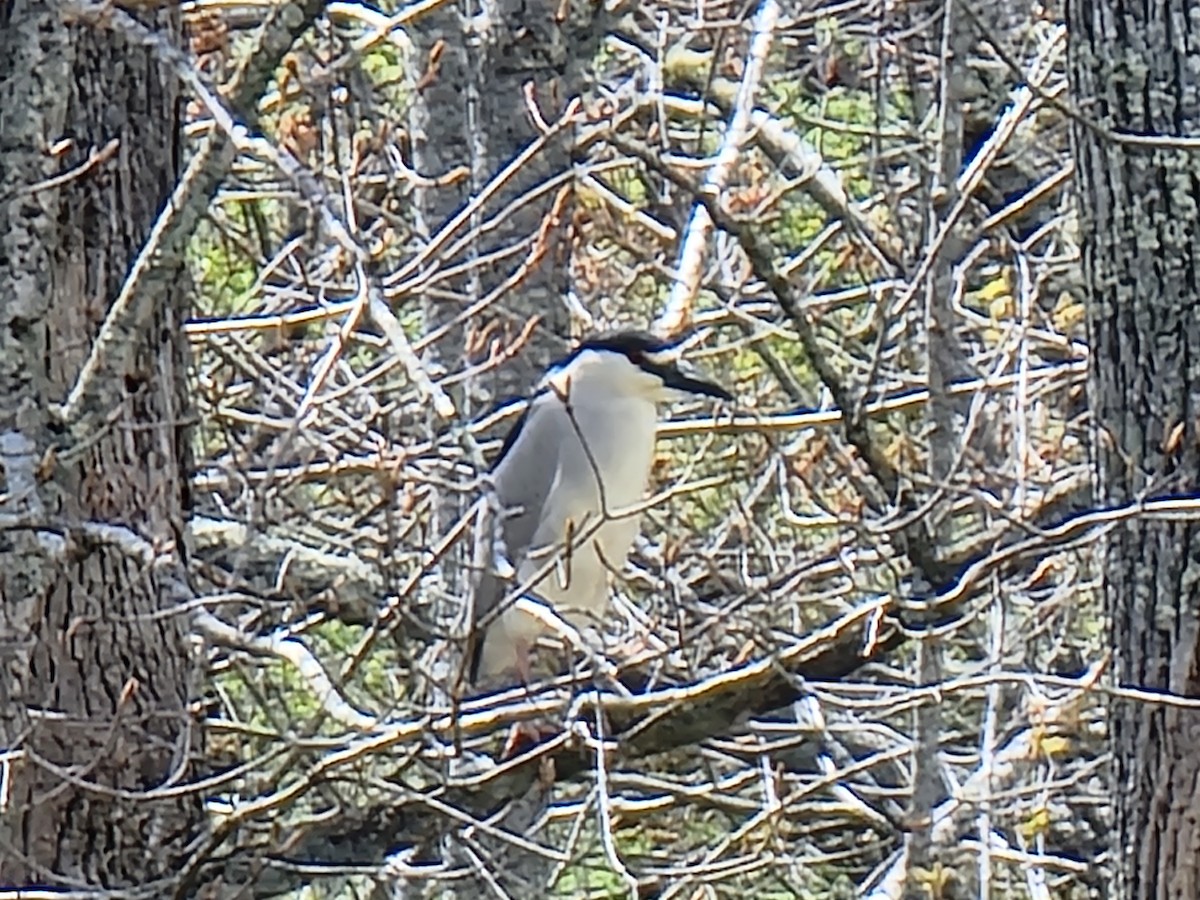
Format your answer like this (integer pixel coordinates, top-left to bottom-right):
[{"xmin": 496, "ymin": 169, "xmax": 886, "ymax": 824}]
[
  {"xmin": 570, "ymin": 328, "xmax": 675, "ymax": 367},
  {"xmin": 569, "ymin": 328, "xmax": 733, "ymax": 401}
]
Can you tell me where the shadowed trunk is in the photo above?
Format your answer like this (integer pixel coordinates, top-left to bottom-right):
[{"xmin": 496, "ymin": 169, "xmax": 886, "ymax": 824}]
[
  {"xmin": 0, "ymin": 4, "xmax": 201, "ymax": 887},
  {"xmin": 399, "ymin": 0, "xmax": 610, "ymax": 896},
  {"xmin": 406, "ymin": 0, "xmax": 622, "ymax": 609},
  {"xmin": 1069, "ymin": 1, "xmax": 1200, "ymax": 896}
]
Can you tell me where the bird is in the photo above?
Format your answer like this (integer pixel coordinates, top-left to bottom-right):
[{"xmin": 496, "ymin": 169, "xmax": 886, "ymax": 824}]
[{"xmin": 467, "ymin": 329, "xmax": 733, "ymax": 689}]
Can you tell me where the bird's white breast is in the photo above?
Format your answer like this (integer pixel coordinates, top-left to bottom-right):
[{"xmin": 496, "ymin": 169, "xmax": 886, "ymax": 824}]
[{"xmin": 522, "ymin": 390, "xmax": 658, "ymax": 621}]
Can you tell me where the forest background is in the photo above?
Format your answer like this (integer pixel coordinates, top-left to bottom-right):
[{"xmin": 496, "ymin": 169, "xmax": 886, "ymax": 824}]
[{"xmin": 1, "ymin": 1, "xmax": 1194, "ymax": 898}]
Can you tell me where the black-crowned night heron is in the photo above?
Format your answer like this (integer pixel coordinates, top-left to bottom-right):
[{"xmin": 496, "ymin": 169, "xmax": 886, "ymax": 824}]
[{"xmin": 468, "ymin": 329, "xmax": 732, "ymax": 687}]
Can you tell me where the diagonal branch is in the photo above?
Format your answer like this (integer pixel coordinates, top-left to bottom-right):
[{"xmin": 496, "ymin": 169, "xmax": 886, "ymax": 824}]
[
  {"xmin": 208, "ymin": 599, "xmax": 901, "ymax": 898},
  {"xmin": 56, "ymin": 0, "xmax": 327, "ymax": 426},
  {"xmin": 608, "ymin": 135, "xmax": 943, "ymax": 568},
  {"xmin": 655, "ymin": 0, "xmax": 781, "ymax": 336},
  {"xmin": 191, "ymin": 483, "xmax": 1167, "ymax": 897}
]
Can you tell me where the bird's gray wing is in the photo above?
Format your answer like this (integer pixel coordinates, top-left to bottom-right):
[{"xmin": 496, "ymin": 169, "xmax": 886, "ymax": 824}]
[{"xmin": 468, "ymin": 390, "xmax": 564, "ymax": 682}]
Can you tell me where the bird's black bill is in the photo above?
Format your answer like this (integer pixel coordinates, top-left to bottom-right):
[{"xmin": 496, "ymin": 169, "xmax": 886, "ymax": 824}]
[{"xmin": 661, "ymin": 368, "xmax": 734, "ymax": 400}]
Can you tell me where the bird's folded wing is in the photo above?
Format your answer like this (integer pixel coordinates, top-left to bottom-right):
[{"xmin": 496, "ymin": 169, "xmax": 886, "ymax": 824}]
[{"xmin": 467, "ymin": 391, "xmax": 566, "ymax": 681}]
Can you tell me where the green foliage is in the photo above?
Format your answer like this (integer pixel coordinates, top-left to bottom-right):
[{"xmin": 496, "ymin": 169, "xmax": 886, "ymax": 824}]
[
  {"xmin": 311, "ymin": 618, "xmax": 404, "ymax": 704},
  {"xmin": 607, "ymin": 164, "xmax": 651, "ymax": 206},
  {"xmin": 361, "ymin": 42, "xmax": 407, "ymax": 99},
  {"xmin": 549, "ymin": 811, "xmax": 733, "ymax": 897},
  {"xmin": 189, "ymin": 218, "xmax": 260, "ymax": 317}
]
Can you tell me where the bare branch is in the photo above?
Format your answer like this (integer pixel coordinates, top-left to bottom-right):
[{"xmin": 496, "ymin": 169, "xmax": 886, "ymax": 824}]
[{"xmin": 656, "ymin": 0, "xmax": 780, "ymax": 336}]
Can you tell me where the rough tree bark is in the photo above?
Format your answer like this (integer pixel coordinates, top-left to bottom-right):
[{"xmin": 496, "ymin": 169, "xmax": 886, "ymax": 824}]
[
  {"xmin": 408, "ymin": 0, "xmax": 613, "ymax": 393},
  {"xmin": 1069, "ymin": 2, "xmax": 1200, "ymax": 897},
  {"xmin": 0, "ymin": 4, "xmax": 202, "ymax": 888}
]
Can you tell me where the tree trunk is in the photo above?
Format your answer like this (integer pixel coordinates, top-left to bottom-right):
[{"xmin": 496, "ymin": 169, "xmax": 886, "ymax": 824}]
[
  {"xmin": 408, "ymin": 0, "xmax": 593, "ymax": 395},
  {"xmin": 0, "ymin": 4, "xmax": 201, "ymax": 888},
  {"xmin": 401, "ymin": 1, "xmax": 610, "ymax": 895},
  {"xmin": 1069, "ymin": 2, "xmax": 1200, "ymax": 897}
]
